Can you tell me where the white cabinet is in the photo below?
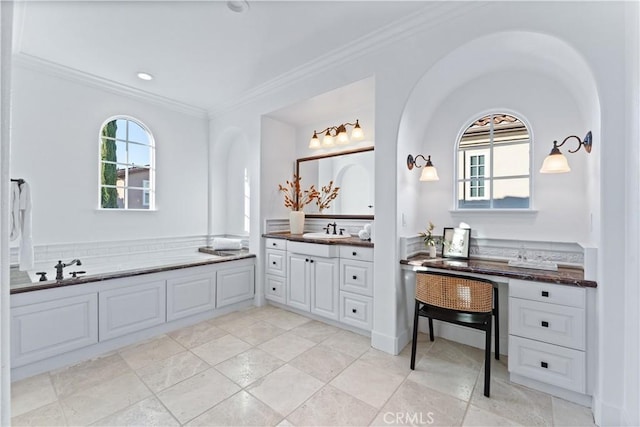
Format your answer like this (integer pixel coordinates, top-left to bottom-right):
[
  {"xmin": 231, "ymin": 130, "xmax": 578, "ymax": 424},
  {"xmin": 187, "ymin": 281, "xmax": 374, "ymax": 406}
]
[
  {"xmin": 508, "ymin": 279, "xmax": 587, "ymax": 393},
  {"xmin": 339, "ymin": 246, "xmax": 374, "ymax": 331},
  {"xmin": 265, "ymin": 238, "xmax": 287, "ymax": 304},
  {"xmin": 11, "ymin": 294, "xmax": 98, "ymax": 366},
  {"xmin": 99, "ymin": 279, "xmax": 166, "ymax": 341},
  {"xmin": 217, "ymin": 264, "xmax": 255, "ymax": 307},
  {"xmin": 167, "ymin": 273, "xmax": 216, "ymax": 321},
  {"xmin": 340, "ymin": 291, "xmax": 373, "ymax": 330}
]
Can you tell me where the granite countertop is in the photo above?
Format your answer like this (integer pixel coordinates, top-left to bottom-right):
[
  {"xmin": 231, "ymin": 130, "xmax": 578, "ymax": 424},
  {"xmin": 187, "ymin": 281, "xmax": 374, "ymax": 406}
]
[
  {"xmin": 10, "ymin": 249, "xmax": 255, "ymax": 295},
  {"xmin": 401, "ymin": 254, "xmax": 597, "ymax": 288},
  {"xmin": 263, "ymin": 232, "xmax": 374, "ymax": 248}
]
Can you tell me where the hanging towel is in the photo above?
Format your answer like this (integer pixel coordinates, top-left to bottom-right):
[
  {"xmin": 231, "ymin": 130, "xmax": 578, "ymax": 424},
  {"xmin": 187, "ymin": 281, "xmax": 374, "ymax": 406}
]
[
  {"xmin": 10, "ymin": 181, "xmax": 20, "ymax": 241},
  {"xmin": 18, "ymin": 182, "xmax": 34, "ymax": 271},
  {"xmin": 211, "ymin": 237, "xmax": 242, "ymax": 250}
]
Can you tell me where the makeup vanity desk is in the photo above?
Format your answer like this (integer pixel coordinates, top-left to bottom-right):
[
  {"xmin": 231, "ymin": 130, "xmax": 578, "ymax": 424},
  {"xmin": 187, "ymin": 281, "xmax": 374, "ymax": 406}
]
[{"xmin": 400, "ymin": 255, "xmax": 597, "ymax": 406}]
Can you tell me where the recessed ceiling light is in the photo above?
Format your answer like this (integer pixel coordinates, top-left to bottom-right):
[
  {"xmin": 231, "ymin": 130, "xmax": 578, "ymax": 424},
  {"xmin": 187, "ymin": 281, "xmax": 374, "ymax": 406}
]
[
  {"xmin": 227, "ymin": 1, "xmax": 249, "ymax": 13},
  {"xmin": 137, "ymin": 72, "xmax": 153, "ymax": 81}
]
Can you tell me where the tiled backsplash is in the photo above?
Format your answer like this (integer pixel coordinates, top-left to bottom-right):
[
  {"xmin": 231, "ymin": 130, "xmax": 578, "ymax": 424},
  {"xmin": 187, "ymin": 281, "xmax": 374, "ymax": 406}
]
[{"xmin": 264, "ymin": 218, "xmax": 374, "ymax": 239}]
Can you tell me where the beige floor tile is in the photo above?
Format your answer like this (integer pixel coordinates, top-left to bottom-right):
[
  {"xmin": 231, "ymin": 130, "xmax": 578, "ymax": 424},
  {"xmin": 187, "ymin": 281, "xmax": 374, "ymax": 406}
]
[
  {"xmin": 167, "ymin": 321, "xmax": 227, "ymax": 348},
  {"xmin": 157, "ymin": 367, "xmax": 241, "ymax": 424},
  {"xmin": 191, "ymin": 334, "xmax": 252, "ymax": 365},
  {"xmin": 288, "ymin": 384, "xmax": 378, "ymax": 426},
  {"xmin": 11, "ymin": 401, "xmax": 66, "ymax": 427},
  {"xmin": 276, "ymin": 419, "xmax": 295, "ymax": 427},
  {"xmin": 50, "ymin": 352, "xmax": 131, "ymax": 398},
  {"xmin": 215, "ymin": 348, "xmax": 285, "ymax": 387},
  {"xmin": 359, "ymin": 347, "xmax": 412, "ymax": 377},
  {"xmin": 407, "ymin": 351, "xmax": 479, "ymax": 401},
  {"xmin": 229, "ymin": 321, "xmax": 287, "ymax": 346},
  {"xmin": 60, "ymin": 371, "xmax": 152, "ymax": 426},
  {"xmin": 216, "ymin": 315, "xmax": 261, "ymax": 336},
  {"xmin": 209, "ymin": 309, "xmax": 252, "ymax": 325},
  {"xmin": 427, "ymin": 337, "xmax": 485, "ymax": 371},
  {"xmin": 11, "ymin": 373, "xmax": 58, "ymax": 418},
  {"xmin": 186, "ymin": 390, "xmax": 284, "ymax": 426},
  {"xmin": 462, "ymin": 404, "xmax": 523, "ymax": 426},
  {"xmin": 91, "ymin": 396, "xmax": 179, "ymax": 426},
  {"xmin": 246, "ymin": 364, "xmax": 324, "ymax": 416},
  {"xmin": 136, "ymin": 351, "xmax": 210, "ymax": 393},
  {"xmin": 290, "ymin": 320, "xmax": 341, "ymax": 343},
  {"xmin": 119, "ymin": 335, "xmax": 185, "ymax": 370},
  {"xmin": 258, "ymin": 331, "xmax": 317, "ymax": 361},
  {"xmin": 261, "ymin": 310, "xmax": 312, "ymax": 330},
  {"xmin": 370, "ymin": 379, "xmax": 467, "ymax": 427},
  {"xmin": 470, "ymin": 376, "xmax": 553, "ymax": 426},
  {"xmin": 552, "ymin": 397, "xmax": 595, "ymax": 426},
  {"xmin": 320, "ymin": 330, "xmax": 371, "ymax": 358},
  {"xmin": 289, "ymin": 344, "xmax": 355, "ymax": 382},
  {"xmin": 330, "ymin": 360, "xmax": 405, "ymax": 408}
]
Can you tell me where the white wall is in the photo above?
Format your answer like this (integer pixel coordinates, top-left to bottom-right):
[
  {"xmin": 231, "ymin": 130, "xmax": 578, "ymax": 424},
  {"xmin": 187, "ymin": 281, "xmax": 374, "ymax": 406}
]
[{"xmin": 10, "ymin": 66, "xmax": 209, "ymax": 245}]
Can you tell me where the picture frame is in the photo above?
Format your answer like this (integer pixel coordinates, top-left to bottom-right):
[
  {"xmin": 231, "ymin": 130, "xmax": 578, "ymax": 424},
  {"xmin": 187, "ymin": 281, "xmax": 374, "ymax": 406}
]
[{"xmin": 442, "ymin": 227, "xmax": 471, "ymax": 259}]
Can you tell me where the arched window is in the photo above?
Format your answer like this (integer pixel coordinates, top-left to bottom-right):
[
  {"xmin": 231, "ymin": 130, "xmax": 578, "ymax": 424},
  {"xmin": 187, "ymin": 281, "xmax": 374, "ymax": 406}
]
[
  {"xmin": 99, "ymin": 117, "xmax": 155, "ymax": 210},
  {"xmin": 456, "ymin": 113, "xmax": 531, "ymax": 209}
]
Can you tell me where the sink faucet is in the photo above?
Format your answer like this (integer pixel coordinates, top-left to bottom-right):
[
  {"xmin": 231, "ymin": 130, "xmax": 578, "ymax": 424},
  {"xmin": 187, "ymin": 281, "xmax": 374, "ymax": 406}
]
[
  {"xmin": 55, "ymin": 259, "xmax": 82, "ymax": 280},
  {"xmin": 327, "ymin": 222, "xmax": 337, "ymax": 235}
]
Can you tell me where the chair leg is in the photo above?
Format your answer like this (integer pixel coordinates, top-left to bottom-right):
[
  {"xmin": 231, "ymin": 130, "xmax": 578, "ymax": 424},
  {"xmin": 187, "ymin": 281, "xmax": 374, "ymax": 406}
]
[
  {"xmin": 494, "ymin": 286, "xmax": 500, "ymax": 360},
  {"xmin": 484, "ymin": 317, "xmax": 492, "ymax": 397},
  {"xmin": 428, "ymin": 318, "xmax": 434, "ymax": 342},
  {"xmin": 410, "ymin": 300, "xmax": 421, "ymax": 370}
]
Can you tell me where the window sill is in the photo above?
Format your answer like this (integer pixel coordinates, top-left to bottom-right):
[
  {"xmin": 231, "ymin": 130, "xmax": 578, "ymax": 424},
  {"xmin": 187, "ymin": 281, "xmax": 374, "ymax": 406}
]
[
  {"xmin": 95, "ymin": 208, "xmax": 158, "ymax": 212},
  {"xmin": 449, "ymin": 209, "xmax": 538, "ymax": 217}
]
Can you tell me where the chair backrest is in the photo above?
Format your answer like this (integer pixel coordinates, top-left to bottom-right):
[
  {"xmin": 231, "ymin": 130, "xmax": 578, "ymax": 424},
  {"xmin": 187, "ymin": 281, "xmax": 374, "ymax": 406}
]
[{"xmin": 416, "ymin": 272, "xmax": 495, "ymax": 313}]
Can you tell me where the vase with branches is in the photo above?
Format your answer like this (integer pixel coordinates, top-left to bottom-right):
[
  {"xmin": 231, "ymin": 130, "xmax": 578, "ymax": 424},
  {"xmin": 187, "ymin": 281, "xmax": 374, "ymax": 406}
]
[
  {"xmin": 419, "ymin": 221, "xmax": 440, "ymax": 257},
  {"xmin": 316, "ymin": 180, "xmax": 340, "ymax": 213},
  {"xmin": 278, "ymin": 174, "xmax": 319, "ymax": 234}
]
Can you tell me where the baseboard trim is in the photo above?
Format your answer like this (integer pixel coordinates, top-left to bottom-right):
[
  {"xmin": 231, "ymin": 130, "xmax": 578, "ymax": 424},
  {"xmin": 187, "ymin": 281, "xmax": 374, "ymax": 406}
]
[{"xmin": 592, "ymin": 392, "xmax": 624, "ymax": 426}]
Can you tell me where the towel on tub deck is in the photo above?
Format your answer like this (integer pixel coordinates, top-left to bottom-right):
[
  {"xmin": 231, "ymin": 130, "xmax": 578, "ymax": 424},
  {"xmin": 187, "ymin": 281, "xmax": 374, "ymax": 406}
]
[
  {"xmin": 19, "ymin": 182, "xmax": 34, "ymax": 271},
  {"xmin": 212, "ymin": 238, "xmax": 242, "ymax": 250}
]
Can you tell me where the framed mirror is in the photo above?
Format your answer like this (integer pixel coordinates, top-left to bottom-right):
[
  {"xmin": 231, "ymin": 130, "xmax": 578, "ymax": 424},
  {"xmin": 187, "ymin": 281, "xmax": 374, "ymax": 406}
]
[{"xmin": 296, "ymin": 146, "xmax": 374, "ymax": 219}]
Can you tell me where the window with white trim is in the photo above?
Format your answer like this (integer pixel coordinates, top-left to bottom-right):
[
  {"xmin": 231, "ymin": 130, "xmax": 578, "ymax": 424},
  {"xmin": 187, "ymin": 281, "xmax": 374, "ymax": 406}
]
[
  {"xmin": 99, "ymin": 117, "xmax": 155, "ymax": 210},
  {"xmin": 456, "ymin": 113, "xmax": 530, "ymax": 209}
]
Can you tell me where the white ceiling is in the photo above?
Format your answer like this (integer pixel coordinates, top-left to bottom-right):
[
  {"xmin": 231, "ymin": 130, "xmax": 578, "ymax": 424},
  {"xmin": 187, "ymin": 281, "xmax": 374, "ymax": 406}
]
[{"xmin": 14, "ymin": 1, "xmax": 430, "ymax": 116}]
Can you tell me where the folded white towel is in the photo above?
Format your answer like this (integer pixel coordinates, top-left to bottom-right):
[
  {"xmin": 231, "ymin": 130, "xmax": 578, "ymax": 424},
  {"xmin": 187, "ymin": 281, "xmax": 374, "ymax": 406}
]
[
  {"xmin": 364, "ymin": 223, "xmax": 371, "ymax": 234},
  {"xmin": 19, "ymin": 182, "xmax": 34, "ymax": 270},
  {"xmin": 358, "ymin": 230, "xmax": 370, "ymax": 240},
  {"xmin": 10, "ymin": 182, "xmax": 20, "ymax": 241},
  {"xmin": 212, "ymin": 237, "xmax": 242, "ymax": 250}
]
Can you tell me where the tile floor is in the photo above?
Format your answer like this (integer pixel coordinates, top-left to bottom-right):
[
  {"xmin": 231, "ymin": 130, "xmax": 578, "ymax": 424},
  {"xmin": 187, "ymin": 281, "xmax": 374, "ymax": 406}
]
[{"xmin": 11, "ymin": 305, "xmax": 596, "ymax": 426}]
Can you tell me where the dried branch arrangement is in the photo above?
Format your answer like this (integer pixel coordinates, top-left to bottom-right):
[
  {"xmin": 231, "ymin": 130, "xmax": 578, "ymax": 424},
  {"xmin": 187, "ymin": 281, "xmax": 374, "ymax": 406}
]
[
  {"xmin": 278, "ymin": 174, "xmax": 320, "ymax": 211},
  {"xmin": 316, "ymin": 180, "xmax": 340, "ymax": 212}
]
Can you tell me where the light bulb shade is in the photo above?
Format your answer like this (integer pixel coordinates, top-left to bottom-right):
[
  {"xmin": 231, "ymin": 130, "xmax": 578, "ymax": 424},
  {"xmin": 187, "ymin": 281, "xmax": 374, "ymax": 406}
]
[
  {"xmin": 309, "ymin": 133, "xmax": 321, "ymax": 149},
  {"xmin": 322, "ymin": 130, "xmax": 335, "ymax": 147},
  {"xmin": 336, "ymin": 126, "xmax": 349, "ymax": 144},
  {"xmin": 420, "ymin": 166, "xmax": 439, "ymax": 181},
  {"xmin": 540, "ymin": 152, "xmax": 571, "ymax": 173},
  {"xmin": 351, "ymin": 122, "xmax": 364, "ymax": 140}
]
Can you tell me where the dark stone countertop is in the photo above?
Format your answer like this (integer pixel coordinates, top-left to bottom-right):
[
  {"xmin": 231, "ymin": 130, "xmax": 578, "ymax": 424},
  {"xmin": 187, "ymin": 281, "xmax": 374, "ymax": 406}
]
[
  {"xmin": 401, "ymin": 254, "xmax": 597, "ymax": 288},
  {"xmin": 10, "ymin": 249, "xmax": 255, "ymax": 295},
  {"xmin": 263, "ymin": 232, "xmax": 374, "ymax": 248}
]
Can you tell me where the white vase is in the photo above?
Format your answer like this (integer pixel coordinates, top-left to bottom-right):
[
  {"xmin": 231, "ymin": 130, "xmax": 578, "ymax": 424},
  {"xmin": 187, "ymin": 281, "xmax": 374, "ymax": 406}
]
[
  {"xmin": 428, "ymin": 245, "xmax": 437, "ymax": 258},
  {"xmin": 289, "ymin": 211, "xmax": 305, "ymax": 234}
]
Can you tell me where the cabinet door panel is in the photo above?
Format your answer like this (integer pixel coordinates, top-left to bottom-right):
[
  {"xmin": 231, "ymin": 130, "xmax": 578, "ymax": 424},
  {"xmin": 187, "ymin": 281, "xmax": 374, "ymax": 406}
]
[
  {"xmin": 287, "ymin": 254, "xmax": 310, "ymax": 311},
  {"xmin": 217, "ymin": 265, "xmax": 255, "ymax": 307},
  {"xmin": 11, "ymin": 294, "xmax": 98, "ymax": 366},
  {"xmin": 167, "ymin": 273, "xmax": 216, "ymax": 321},
  {"xmin": 311, "ymin": 258, "xmax": 339, "ymax": 320}
]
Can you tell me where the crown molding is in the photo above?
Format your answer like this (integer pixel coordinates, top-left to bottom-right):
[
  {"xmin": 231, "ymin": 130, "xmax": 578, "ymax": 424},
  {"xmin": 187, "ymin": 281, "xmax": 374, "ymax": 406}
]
[
  {"xmin": 13, "ymin": 52, "xmax": 208, "ymax": 118},
  {"xmin": 207, "ymin": 1, "xmax": 488, "ymax": 118}
]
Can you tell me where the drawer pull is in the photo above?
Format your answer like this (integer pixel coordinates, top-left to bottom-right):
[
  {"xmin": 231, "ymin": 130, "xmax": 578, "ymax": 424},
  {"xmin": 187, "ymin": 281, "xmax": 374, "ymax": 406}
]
[
  {"xmin": 352, "ymin": 308, "xmax": 357, "ymax": 313},
  {"xmin": 272, "ymin": 242, "xmax": 277, "ymax": 246},
  {"xmin": 541, "ymin": 361, "xmax": 548, "ymax": 369},
  {"xmin": 352, "ymin": 275, "xmax": 357, "ymax": 280},
  {"xmin": 541, "ymin": 321, "xmax": 549, "ymax": 328},
  {"xmin": 272, "ymin": 261, "xmax": 276, "ymax": 265},
  {"xmin": 310, "ymin": 259, "xmax": 314, "ymax": 263},
  {"xmin": 541, "ymin": 291, "xmax": 549, "ymax": 297},
  {"xmin": 272, "ymin": 287, "xmax": 276, "ymax": 291},
  {"xmin": 352, "ymin": 251, "xmax": 357, "ymax": 256},
  {"xmin": 305, "ymin": 258, "xmax": 309, "ymax": 262}
]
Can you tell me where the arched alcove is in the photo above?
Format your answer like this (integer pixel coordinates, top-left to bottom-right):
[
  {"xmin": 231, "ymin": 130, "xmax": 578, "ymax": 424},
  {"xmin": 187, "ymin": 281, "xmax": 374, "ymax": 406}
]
[{"xmin": 397, "ymin": 31, "xmax": 601, "ymax": 244}]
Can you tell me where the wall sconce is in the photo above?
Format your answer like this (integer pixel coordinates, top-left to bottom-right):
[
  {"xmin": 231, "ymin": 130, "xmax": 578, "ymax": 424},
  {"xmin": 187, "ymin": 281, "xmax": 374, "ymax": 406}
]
[
  {"xmin": 309, "ymin": 120, "xmax": 364, "ymax": 149},
  {"xmin": 407, "ymin": 154, "xmax": 439, "ymax": 181},
  {"xmin": 540, "ymin": 131, "xmax": 592, "ymax": 174}
]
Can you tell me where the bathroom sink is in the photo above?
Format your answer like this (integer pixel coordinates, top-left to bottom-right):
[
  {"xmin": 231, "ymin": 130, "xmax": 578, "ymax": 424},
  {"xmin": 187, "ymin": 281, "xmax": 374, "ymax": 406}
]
[{"xmin": 302, "ymin": 232, "xmax": 351, "ymax": 239}]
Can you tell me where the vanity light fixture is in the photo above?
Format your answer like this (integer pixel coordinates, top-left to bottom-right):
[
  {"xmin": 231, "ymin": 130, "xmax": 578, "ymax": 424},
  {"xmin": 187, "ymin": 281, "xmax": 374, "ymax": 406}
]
[
  {"xmin": 407, "ymin": 154, "xmax": 439, "ymax": 181},
  {"xmin": 540, "ymin": 131, "xmax": 592, "ymax": 174},
  {"xmin": 309, "ymin": 120, "xmax": 364, "ymax": 149}
]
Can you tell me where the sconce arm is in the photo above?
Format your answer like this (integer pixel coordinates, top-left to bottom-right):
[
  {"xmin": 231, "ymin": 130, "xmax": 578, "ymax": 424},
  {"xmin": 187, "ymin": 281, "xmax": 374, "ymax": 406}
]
[{"xmin": 555, "ymin": 131, "xmax": 593, "ymax": 154}]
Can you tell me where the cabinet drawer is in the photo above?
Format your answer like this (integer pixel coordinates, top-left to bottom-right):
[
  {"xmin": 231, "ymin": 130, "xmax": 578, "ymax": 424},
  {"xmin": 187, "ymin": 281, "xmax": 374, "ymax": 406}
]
[
  {"xmin": 509, "ymin": 279, "xmax": 585, "ymax": 308},
  {"xmin": 287, "ymin": 241, "xmax": 339, "ymax": 258},
  {"xmin": 510, "ymin": 298, "xmax": 585, "ymax": 350},
  {"xmin": 265, "ymin": 275, "xmax": 286, "ymax": 304},
  {"xmin": 340, "ymin": 292, "xmax": 373, "ymax": 331},
  {"xmin": 340, "ymin": 259, "xmax": 373, "ymax": 296},
  {"xmin": 265, "ymin": 238, "xmax": 286, "ymax": 250},
  {"xmin": 509, "ymin": 335, "xmax": 585, "ymax": 393},
  {"xmin": 340, "ymin": 246, "xmax": 373, "ymax": 262},
  {"xmin": 265, "ymin": 249, "xmax": 286, "ymax": 276}
]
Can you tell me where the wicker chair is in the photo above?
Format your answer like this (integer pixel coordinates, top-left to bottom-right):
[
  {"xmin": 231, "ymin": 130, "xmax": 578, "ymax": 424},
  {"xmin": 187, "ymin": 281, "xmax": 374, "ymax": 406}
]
[{"xmin": 410, "ymin": 271, "xmax": 499, "ymax": 397}]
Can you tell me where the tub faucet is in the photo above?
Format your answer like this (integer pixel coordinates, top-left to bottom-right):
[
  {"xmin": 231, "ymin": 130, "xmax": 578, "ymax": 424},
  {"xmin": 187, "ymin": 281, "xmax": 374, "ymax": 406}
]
[{"xmin": 55, "ymin": 259, "xmax": 82, "ymax": 280}]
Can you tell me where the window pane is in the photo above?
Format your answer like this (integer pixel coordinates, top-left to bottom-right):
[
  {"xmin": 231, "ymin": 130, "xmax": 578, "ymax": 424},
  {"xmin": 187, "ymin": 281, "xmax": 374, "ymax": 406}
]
[
  {"xmin": 115, "ymin": 119, "xmax": 127, "ymax": 140},
  {"xmin": 493, "ymin": 144, "xmax": 529, "ymax": 177},
  {"xmin": 127, "ymin": 188, "xmax": 150, "ymax": 209},
  {"xmin": 493, "ymin": 178, "xmax": 530, "ymax": 208},
  {"xmin": 127, "ymin": 166, "xmax": 150, "ymax": 188},
  {"xmin": 100, "ymin": 139, "xmax": 126, "ymax": 164},
  {"xmin": 129, "ymin": 142, "xmax": 151, "ymax": 167},
  {"xmin": 100, "ymin": 186, "xmax": 124, "ymax": 208},
  {"xmin": 128, "ymin": 121, "xmax": 150, "ymax": 145}
]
